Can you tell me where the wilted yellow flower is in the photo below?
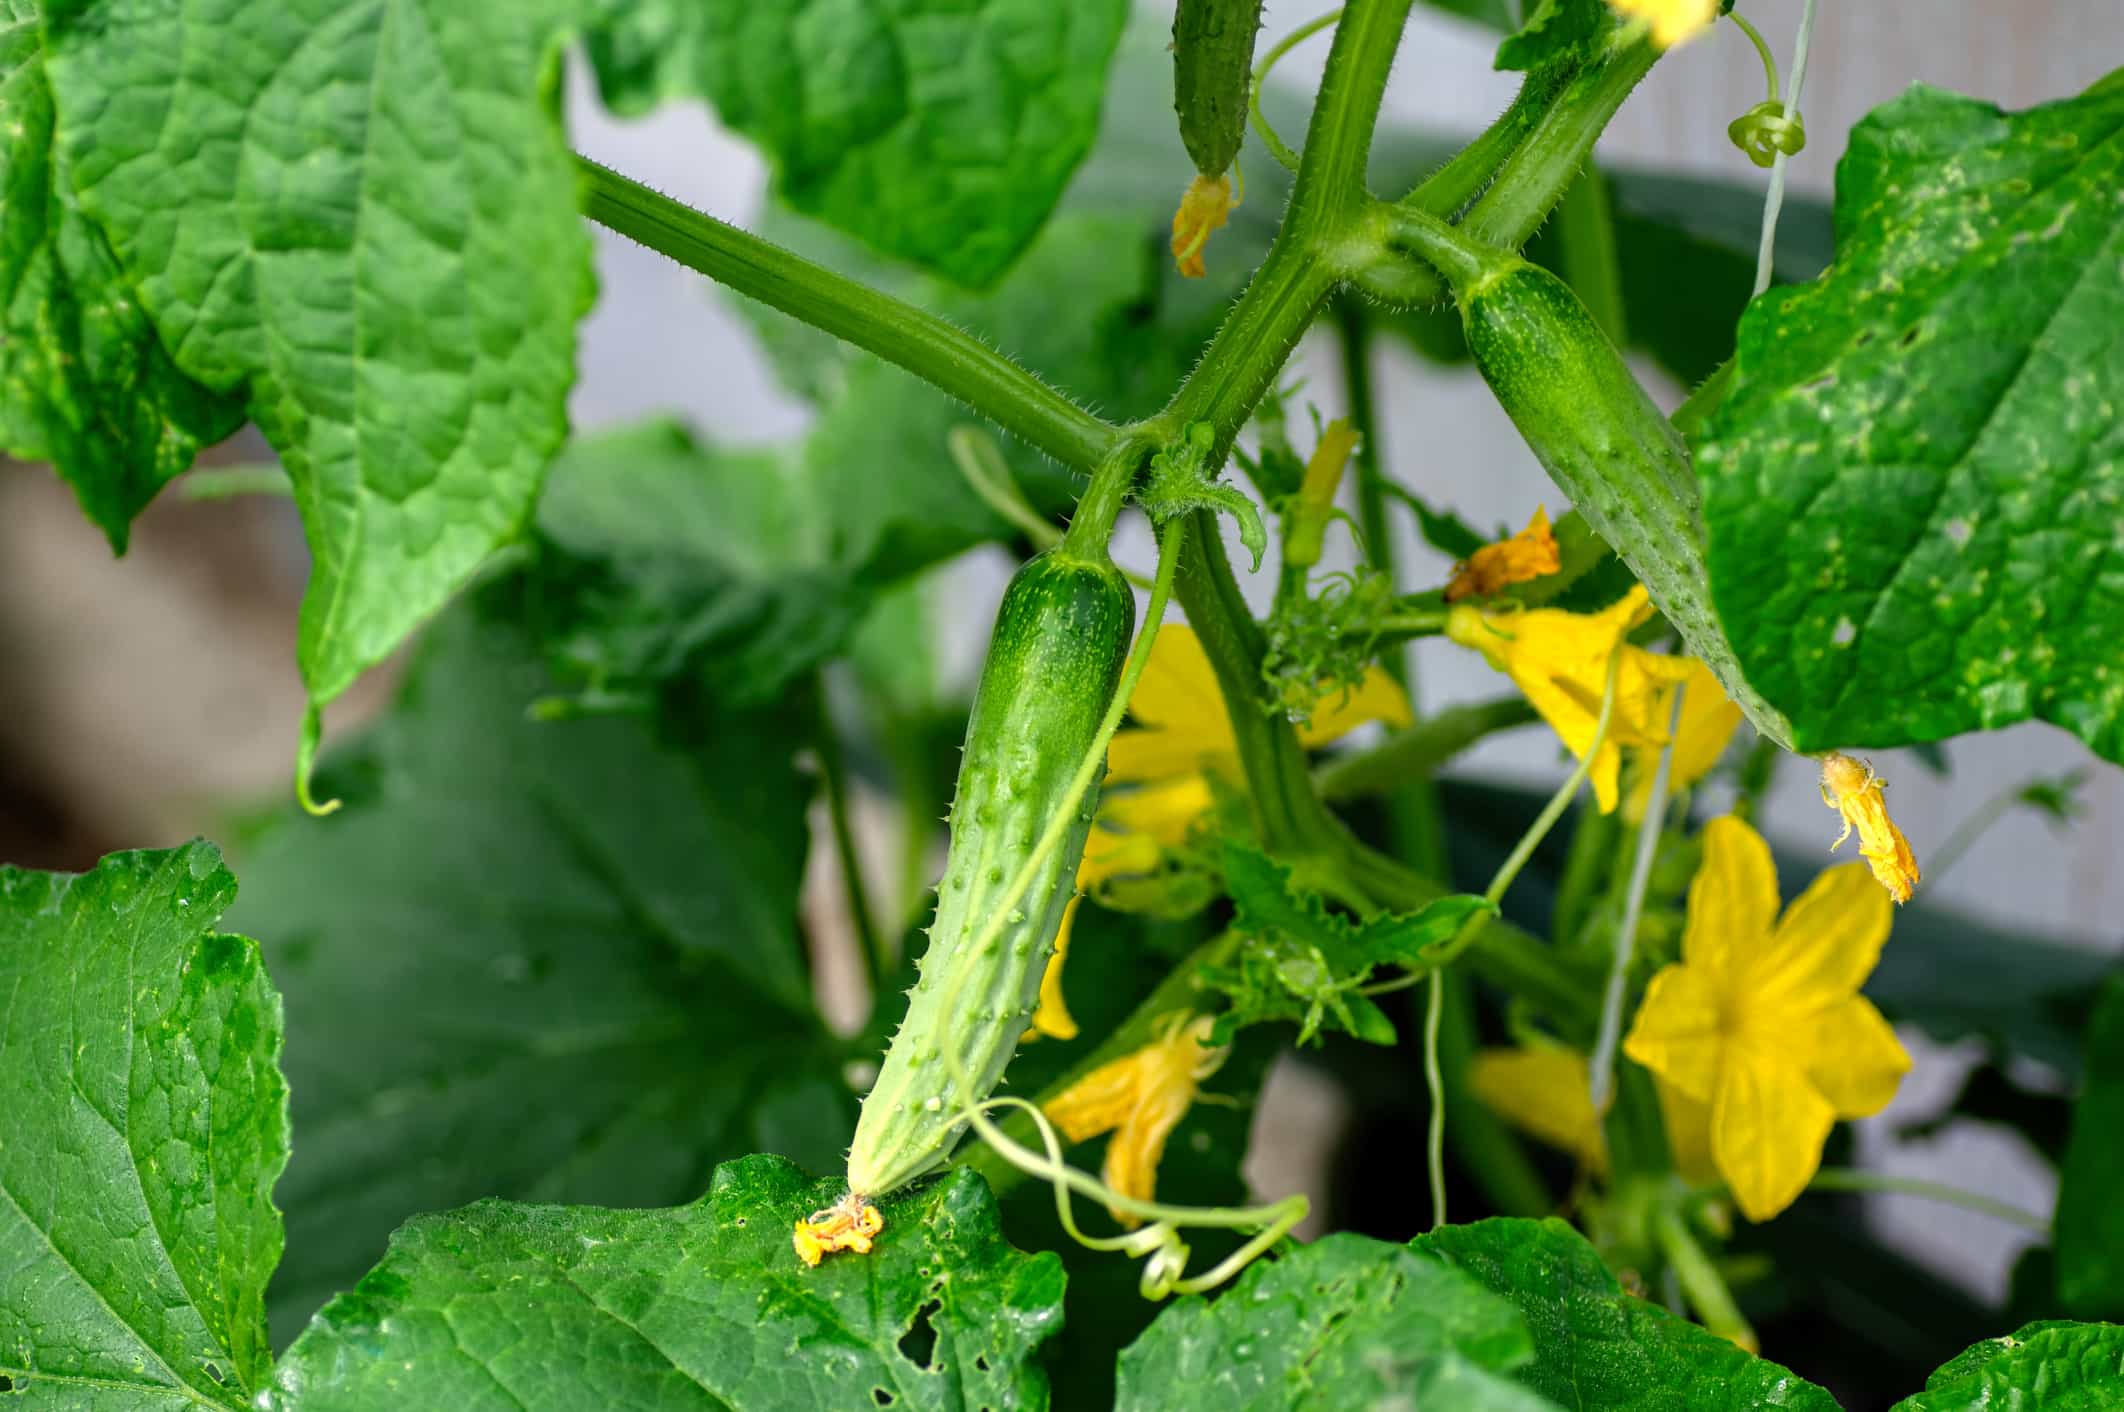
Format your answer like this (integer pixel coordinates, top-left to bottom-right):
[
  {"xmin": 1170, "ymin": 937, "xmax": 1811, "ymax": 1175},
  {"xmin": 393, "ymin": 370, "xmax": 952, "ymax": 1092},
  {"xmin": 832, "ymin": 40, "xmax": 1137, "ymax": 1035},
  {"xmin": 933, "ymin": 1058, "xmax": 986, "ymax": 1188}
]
[
  {"xmin": 1624, "ymin": 815, "xmax": 1911, "ymax": 1222},
  {"xmin": 1608, "ymin": 0, "xmax": 1718, "ymax": 49},
  {"xmin": 1445, "ymin": 507, "xmax": 1562, "ymax": 603},
  {"xmin": 1469, "ymin": 1044, "xmax": 1718, "ymax": 1185},
  {"xmin": 1819, "ymin": 752, "xmax": 1920, "ymax": 904},
  {"xmin": 1170, "ymin": 173, "xmax": 1235, "ymax": 279},
  {"xmin": 793, "ymin": 1192, "xmax": 883, "ymax": 1267},
  {"xmin": 1044, "ymin": 1013, "xmax": 1226, "ymax": 1223},
  {"xmin": 1447, "ymin": 585, "xmax": 1692, "ymax": 814},
  {"xmin": 1623, "ymin": 659, "xmax": 1745, "ymax": 822}
]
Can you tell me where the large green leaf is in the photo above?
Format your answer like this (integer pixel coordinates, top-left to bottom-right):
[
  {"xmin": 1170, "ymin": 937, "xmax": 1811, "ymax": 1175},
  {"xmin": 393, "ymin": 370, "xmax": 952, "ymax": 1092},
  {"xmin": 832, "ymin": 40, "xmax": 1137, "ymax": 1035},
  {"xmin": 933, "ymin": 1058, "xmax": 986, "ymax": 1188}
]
[
  {"xmin": 2057, "ymin": 976, "xmax": 2124, "ymax": 1316},
  {"xmin": 1411, "ymin": 1218, "xmax": 1840, "ymax": 1410},
  {"xmin": 530, "ymin": 418, "xmax": 861, "ymax": 708},
  {"xmin": 589, "ymin": 0, "xmax": 1127, "ymax": 287},
  {"xmin": 269, "ymin": 1158, "xmax": 1064, "ymax": 1412},
  {"xmin": 228, "ymin": 598, "xmax": 847, "ymax": 1341},
  {"xmin": 0, "ymin": 843, "xmax": 286, "ymax": 1409},
  {"xmin": 1115, "ymin": 1233, "xmax": 1557, "ymax": 1411},
  {"xmin": 0, "ymin": 2, "xmax": 242, "ymax": 547},
  {"xmin": 1698, "ymin": 77, "xmax": 2124, "ymax": 763},
  {"xmin": 1891, "ymin": 1321, "xmax": 2124, "ymax": 1411},
  {"xmin": 43, "ymin": 0, "xmax": 595, "ymax": 714}
]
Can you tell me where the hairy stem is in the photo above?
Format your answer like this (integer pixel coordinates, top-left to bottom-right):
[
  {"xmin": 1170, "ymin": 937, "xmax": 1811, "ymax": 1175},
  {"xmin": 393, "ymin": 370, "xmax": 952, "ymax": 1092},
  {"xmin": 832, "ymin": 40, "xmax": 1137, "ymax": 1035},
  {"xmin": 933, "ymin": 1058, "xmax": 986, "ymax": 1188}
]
[{"xmin": 576, "ymin": 156, "xmax": 1118, "ymax": 472}]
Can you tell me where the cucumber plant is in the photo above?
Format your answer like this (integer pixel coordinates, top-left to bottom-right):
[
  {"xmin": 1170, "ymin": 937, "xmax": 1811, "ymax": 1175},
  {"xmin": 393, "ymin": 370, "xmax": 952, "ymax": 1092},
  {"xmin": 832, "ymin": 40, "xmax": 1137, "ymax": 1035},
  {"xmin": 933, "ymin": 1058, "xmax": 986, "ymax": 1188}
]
[{"xmin": 4, "ymin": 0, "xmax": 2121, "ymax": 1408}]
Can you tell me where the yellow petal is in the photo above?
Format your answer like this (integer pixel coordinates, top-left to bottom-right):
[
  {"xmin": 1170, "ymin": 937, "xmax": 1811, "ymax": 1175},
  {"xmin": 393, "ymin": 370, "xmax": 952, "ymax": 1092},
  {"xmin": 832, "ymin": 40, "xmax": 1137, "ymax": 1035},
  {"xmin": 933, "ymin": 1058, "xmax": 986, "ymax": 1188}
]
[
  {"xmin": 1749, "ymin": 861, "xmax": 1892, "ymax": 1010},
  {"xmin": 1624, "ymin": 660, "xmax": 1743, "ymax": 822},
  {"xmin": 1079, "ymin": 827, "xmax": 1165, "ymax": 888},
  {"xmin": 1029, "ymin": 897, "xmax": 1082, "ymax": 1041},
  {"xmin": 1295, "ymin": 666, "xmax": 1414, "ymax": 747},
  {"xmin": 793, "ymin": 1195, "xmax": 884, "ymax": 1267},
  {"xmin": 1711, "ymin": 1043, "xmax": 1837, "ymax": 1222},
  {"xmin": 1445, "ymin": 507, "xmax": 1563, "ymax": 602},
  {"xmin": 1469, "ymin": 1046, "xmax": 1608, "ymax": 1175},
  {"xmin": 1170, "ymin": 173, "xmax": 1235, "ymax": 279},
  {"xmin": 1127, "ymin": 624, "xmax": 1226, "ymax": 733},
  {"xmin": 1045, "ymin": 1015, "xmax": 1222, "ymax": 1224},
  {"xmin": 1682, "ymin": 815, "xmax": 1780, "ymax": 982},
  {"xmin": 1794, "ymin": 995, "xmax": 1911, "ymax": 1119},
  {"xmin": 1106, "ymin": 729, "xmax": 1228, "ymax": 786},
  {"xmin": 1098, "ymin": 775, "xmax": 1213, "ymax": 849},
  {"xmin": 1622, "ymin": 963, "xmax": 1728, "ymax": 1104},
  {"xmin": 1608, "ymin": 0, "xmax": 1719, "ymax": 48},
  {"xmin": 1656, "ymin": 1082, "xmax": 1719, "ymax": 1186}
]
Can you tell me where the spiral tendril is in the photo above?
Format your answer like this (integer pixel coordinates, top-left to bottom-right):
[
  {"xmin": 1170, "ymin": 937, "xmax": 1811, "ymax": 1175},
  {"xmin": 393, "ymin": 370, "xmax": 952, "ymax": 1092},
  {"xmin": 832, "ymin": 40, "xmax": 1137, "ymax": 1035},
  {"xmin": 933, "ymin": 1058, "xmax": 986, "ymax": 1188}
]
[{"xmin": 1727, "ymin": 100, "xmax": 1807, "ymax": 169}]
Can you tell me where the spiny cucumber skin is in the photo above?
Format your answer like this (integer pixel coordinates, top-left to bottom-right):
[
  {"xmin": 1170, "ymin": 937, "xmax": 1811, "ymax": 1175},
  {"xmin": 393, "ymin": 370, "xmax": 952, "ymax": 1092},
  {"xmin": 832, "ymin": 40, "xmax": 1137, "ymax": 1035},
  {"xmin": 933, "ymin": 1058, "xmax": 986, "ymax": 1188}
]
[
  {"xmin": 1461, "ymin": 261, "xmax": 1796, "ymax": 750},
  {"xmin": 1173, "ymin": 0, "xmax": 1266, "ymax": 177},
  {"xmin": 846, "ymin": 550, "xmax": 1136, "ymax": 1199}
]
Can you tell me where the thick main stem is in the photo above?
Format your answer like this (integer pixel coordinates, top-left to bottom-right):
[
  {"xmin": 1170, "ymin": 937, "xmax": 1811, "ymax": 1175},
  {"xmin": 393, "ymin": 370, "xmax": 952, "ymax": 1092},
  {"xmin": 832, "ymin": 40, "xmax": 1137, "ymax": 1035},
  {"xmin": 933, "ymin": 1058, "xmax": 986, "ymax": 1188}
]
[{"xmin": 576, "ymin": 157, "xmax": 1118, "ymax": 472}]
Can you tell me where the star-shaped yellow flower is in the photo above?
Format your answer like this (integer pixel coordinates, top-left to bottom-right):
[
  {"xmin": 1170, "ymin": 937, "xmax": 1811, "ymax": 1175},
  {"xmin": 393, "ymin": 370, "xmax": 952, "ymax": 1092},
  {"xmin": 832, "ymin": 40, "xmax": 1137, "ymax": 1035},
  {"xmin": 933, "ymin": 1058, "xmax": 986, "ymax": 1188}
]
[
  {"xmin": 1447, "ymin": 584, "xmax": 1692, "ymax": 814},
  {"xmin": 1607, "ymin": 0, "xmax": 1718, "ymax": 49},
  {"xmin": 1045, "ymin": 1013, "xmax": 1226, "ymax": 1223},
  {"xmin": 1819, "ymin": 752, "xmax": 1921, "ymax": 904},
  {"xmin": 1170, "ymin": 173, "xmax": 1236, "ymax": 279},
  {"xmin": 1624, "ymin": 815, "xmax": 1911, "ymax": 1222},
  {"xmin": 1623, "ymin": 659, "xmax": 1745, "ymax": 822},
  {"xmin": 1445, "ymin": 506, "xmax": 1562, "ymax": 603}
]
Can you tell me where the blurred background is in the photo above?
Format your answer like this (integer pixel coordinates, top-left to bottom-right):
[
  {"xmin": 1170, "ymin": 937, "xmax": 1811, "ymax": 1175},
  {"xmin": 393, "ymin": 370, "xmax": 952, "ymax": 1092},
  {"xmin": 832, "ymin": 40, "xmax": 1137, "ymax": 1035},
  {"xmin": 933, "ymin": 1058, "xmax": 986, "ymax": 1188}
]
[{"xmin": 1, "ymin": 0, "xmax": 2114, "ymax": 1356}]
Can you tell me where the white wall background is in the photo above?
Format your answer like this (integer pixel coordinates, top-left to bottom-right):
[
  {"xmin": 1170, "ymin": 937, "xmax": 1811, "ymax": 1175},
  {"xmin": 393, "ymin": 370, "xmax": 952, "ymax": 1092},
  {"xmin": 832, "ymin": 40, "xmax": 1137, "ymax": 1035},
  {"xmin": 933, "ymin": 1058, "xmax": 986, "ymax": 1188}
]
[{"xmin": 564, "ymin": 2, "xmax": 2122, "ymax": 1303}]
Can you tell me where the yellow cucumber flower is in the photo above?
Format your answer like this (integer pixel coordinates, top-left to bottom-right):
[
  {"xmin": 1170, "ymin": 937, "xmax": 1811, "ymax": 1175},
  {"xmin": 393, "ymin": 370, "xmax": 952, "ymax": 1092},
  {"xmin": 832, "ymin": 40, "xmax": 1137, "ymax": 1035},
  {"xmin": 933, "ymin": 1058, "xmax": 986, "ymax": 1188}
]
[
  {"xmin": 1624, "ymin": 815, "xmax": 1911, "ymax": 1222},
  {"xmin": 1623, "ymin": 659, "xmax": 1744, "ymax": 823},
  {"xmin": 1607, "ymin": 0, "xmax": 1718, "ymax": 49},
  {"xmin": 1469, "ymin": 1045, "xmax": 1719, "ymax": 1185},
  {"xmin": 793, "ymin": 1192, "xmax": 883, "ymax": 1267},
  {"xmin": 1819, "ymin": 753, "xmax": 1921, "ymax": 904},
  {"xmin": 1170, "ymin": 173, "xmax": 1235, "ymax": 279},
  {"xmin": 1447, "ymin": 584, "xmax": 1692, "ymax": 813},
  {"xmin": 1445, "ymin": 506, "xmax": 1562, "ymax": 603},
  {"xmin": 1044, "ymin": 1013, "xmax": 1227, "ymax": 1224}
]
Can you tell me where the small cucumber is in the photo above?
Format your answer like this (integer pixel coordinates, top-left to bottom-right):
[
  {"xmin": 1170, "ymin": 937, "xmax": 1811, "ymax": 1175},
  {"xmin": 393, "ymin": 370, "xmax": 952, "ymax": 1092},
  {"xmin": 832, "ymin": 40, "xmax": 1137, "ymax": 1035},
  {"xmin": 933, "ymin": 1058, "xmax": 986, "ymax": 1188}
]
[
  {"xmin": 1173, "ymin": 0, "xmax": 1266, "ymax": 179},
  {"xmin": 1456, "ymin": 256, "xmax": 1795, "ymax": 748},
  {"xmin": 845, "ymin": 548, "xmax": 1136, "ymax": 1199}
]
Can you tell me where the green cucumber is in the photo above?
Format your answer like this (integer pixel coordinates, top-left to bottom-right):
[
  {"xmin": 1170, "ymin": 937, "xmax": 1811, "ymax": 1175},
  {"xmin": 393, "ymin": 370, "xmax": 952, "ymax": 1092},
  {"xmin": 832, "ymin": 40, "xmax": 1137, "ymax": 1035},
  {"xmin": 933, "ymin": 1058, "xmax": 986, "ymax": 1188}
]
[
  {"xmin": 1173, "ymin": 0, "xmax": 1265, "ymax": 179},
  {"xmin": 1391, "ymin": 209, "xmax": 1794, "ymax": 749},
  {"xmin": 846, "ymin": 548, "xmax": 1136, "ymax": 1198}
]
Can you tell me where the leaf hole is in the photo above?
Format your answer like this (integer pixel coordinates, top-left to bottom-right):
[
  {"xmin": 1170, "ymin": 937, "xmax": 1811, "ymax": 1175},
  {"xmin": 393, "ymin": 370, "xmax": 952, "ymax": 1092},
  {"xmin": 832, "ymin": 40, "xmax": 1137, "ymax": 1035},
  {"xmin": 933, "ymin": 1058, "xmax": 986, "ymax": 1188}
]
[
  {"xmin": 898, "ymin": 1297, "xmax": 943, "ymax": 1370},
  {"xmin": 203, "ymin": 1362, "xmax": 225, "ymax": 1386},
  {"xmin": 0, "ymin": 1375, "xmax": 13, "ymax": 1394},
  {"xmin": 872, "ymin": 1389, "xmax": 896, "ymax": 1406},
  {"xmin": 1899, "ymin": 325, "xmax": 1922, "ymax": 348},
  {"xmin": 974, "ymin": 1355, "xmax": 990, "ymax": 1372}
]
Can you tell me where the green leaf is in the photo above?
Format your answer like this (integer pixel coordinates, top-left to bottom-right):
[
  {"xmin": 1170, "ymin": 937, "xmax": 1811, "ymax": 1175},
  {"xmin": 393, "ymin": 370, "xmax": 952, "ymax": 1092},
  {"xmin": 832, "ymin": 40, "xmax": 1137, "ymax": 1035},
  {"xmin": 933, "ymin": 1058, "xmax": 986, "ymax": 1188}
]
[
  {"xmin": 2057, "ymin": 976, "xmax": 2124, "ymax": 1316},
  {"xmin": 1412, "ymin": 1218, "xmax": 1841, "ymax": 1411},
  {"xmin": 1493, "ymin": 0, "xmax": 1611, "ymax": 73},
  {"xmin": 1698, "ymin": 77, "xmax": 2124, "ymax": 763},
  {"xmin": 529, "ymin": 418, "xmax": 862, "ymax": 709},
  {"xmin": 0, "ymin": 4, "xmax": 243, "ymax": 548},
  {"xmin": 270, "ymin": 1158, "xmax": 1065, "ymax": 1412},
  {"xmin": 1115, "ymin": 1233, "xmax": 1558, "ymax": 1411},
  {"xmin": 1208, "ymin": 841, "xmax": 1489, "ymax": 1045},
  {"xmin": 1892, "ymin": 1321, "xmax": 2124, "ymax": 1411},
  {"xmin": 588, "ymin": 0, "xmax": 1129, "ymax": 287},
  {"xmin": 227, "ymin": 598, "xmax": 848, "ymax": 1340},
  {"xmin": 43, "ymin": 0, "xmax": 595, "ymax": 712},
  {"xmin": 0, "ymin": 843, "xmax": 286, "ymax": 1409}
]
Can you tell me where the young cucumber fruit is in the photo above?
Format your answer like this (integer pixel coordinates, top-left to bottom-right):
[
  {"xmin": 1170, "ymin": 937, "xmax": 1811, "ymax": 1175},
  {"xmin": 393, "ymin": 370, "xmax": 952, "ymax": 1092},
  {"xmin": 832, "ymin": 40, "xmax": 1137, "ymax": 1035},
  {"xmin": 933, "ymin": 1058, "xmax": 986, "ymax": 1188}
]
[
  {"xmin": 1173, "ymin": 0, "xmax": 1266, "ymax": 179},
  {"xmin": 1442, "ymin": 238, "xmax": 1796, "ymax": 748},
  {"xmin": 845, "ymin": 548, "xmax": 1136, "ymax": 1199}
]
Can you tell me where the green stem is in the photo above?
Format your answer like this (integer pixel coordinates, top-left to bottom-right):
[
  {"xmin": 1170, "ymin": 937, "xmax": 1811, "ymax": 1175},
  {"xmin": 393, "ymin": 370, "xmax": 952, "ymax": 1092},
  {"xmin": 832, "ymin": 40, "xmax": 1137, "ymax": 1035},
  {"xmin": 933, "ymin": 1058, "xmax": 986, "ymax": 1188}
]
[
  {"xmin": 1437, "ymin": 972, "xmax": 1554, "ymax": 1216},
  {"xmin": 1425, "ymin": 970, "xmax": 1449, "ymax": 1227},
  {"xmin": 1314, "ymin": 697, "xmax": 1539, "ymax": 802},
  {"xmin": 815, "ymin": 682, "xmax": 885, "ymax": 996},
  {"xmin": 1654, "ymin": 1205, "xmax": 1759, "ymax": 1352},
  {"xmin": 575, "ymin": 156, "xmax": 1118, "ymax": 472},
  {"xmin": 1807, "ymin": 1168, "xmax": 2050, "ymax": 1234}
]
